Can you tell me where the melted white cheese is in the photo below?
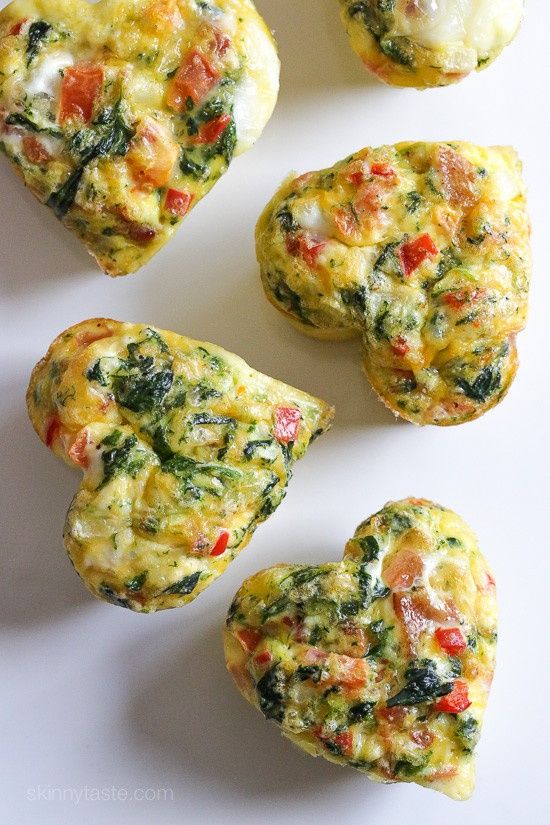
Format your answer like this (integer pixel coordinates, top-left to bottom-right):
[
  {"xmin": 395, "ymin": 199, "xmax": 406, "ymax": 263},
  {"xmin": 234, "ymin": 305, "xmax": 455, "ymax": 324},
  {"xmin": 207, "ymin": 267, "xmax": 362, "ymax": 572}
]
[
  {"xmin": 26, "ymin": 51, "xmax": 74, "ymax": 98},
  {"xmin": 292, "ymin": 201, "xmax": 332, "ymax": 236},
  {"xmin": 395, "ymin": 0, "xmax": 523, "ymax": 54}
]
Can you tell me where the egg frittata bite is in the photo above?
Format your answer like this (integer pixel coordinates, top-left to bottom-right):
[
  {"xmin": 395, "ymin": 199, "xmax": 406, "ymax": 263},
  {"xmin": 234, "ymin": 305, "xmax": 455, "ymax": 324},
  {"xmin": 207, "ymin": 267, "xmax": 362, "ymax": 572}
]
[
  {"xmin": 256, "ymin": 141, "xmax": 531, "ymax": 426},
  {"xmin": 0, "ymin": 0, "xmax": 279, "ymax": 275},
  {"xmin": 27, "ymin": 319, "xmax": 333, "ymax": 611},
  {"xmin": 339, "ymin": 0, "xmax": 524, "ymax": 89},
  {"xmin": 224, "ymin": 498, "xmax": 497, "ymax": 800}
]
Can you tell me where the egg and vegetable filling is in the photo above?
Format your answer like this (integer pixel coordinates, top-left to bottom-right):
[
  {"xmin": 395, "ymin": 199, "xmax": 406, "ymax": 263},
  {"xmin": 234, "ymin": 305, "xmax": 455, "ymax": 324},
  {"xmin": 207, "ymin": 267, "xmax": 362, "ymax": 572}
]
[
  {"xmin": 339, "ymin": 0, "xmax": 524, "ymax": 88},
  {"xmin": 225, "ymin": 498, "xmax": 497, "ymax": 800},
  {"xmin": 256, "ymin": 141, "xmax": 531, "ymax": 426},
  {"xmin": 27, "ymin": 319, "xmax": 333, "ymax": 611},
  {"xmin": 0, "ymin": 0, "xmax": 279, "ymax": 275}
]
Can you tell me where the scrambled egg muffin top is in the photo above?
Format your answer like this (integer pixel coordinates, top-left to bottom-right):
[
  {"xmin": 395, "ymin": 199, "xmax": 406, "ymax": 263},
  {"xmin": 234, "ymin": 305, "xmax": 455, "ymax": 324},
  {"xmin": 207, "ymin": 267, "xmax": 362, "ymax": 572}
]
[
  {"xmin": 0, "ymin": 0, "xmax": 279, "ymax": 274},
  {"xmin": 340, "ymin": 0, "xmax": 524, "ymax": 88},
  {"xmin": 27, "ymin": 319, "xmax": 333, "ymax": 611},
  {"xmin": 256, "ymin": 141, "xmax": 531, "ymax": 425},
  {"xmin": 225, "ymin": 498, "xmax": 497, "ymax": 800}
]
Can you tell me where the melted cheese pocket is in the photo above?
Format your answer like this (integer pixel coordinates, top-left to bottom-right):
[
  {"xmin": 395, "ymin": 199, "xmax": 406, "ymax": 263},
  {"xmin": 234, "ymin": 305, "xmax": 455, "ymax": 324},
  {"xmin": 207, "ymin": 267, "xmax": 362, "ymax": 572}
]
[
  {"xmin": 27, "ymin": 319, "xmax": 333, "ymax": 611},
  {"xmin": 0, "ymin": 0, "xmax": 279, "ymax": 275},
  {"xmin": 224, "ymin": 498, "xmax": 497, "ymax": 800},
  {"xmin": 340, "ymin": 0, "xmax": 524, "ymax": 88},
  {"xmin": 256, "ymin": 141, "xmax": 531, "ymax": 426}
]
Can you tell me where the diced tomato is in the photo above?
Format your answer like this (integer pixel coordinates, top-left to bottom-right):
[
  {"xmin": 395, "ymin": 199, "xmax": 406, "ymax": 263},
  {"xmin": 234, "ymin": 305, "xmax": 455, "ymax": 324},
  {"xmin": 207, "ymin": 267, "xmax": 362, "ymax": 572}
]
[
  {"xmin": 371, "ymin": 162, "xmax": 395, "ymax": 178},
  {"xmin": 126, "ymin": 119, "xmax": 179, "ymax": 190},
  {"xmin": 399, "ymin": 234, "xmax": 438, "ymax": 277},
  {"xmin": 355, "ymin": 182, "xmax": 383, "ymax": 218},
  {"xmin": 9, "ymin": 19, "xmax": 27, "ymax": 36},
  {"xmin": 165, "ymin": 188, "xmax": 193, "ymax": 217},
  {"xmin": 68, "ymin": 430, "xmax": 90, "ymax": 469},
  {"xmin": 194, "ymin": 113, "xmax": 231, "ymax": 145},
  {"xmin": 377, "ymin": 706, "xmax": 407, "ymax": 725},
  {"xmin": 330, "ymin": 655, "xmax": 368, "ymax": 690},
  {"xmin": 435, "ymin": 627, "xmax": 467, "ymax": 656},
  {"xmin": 393, "ymin": 592, "xmax": 428, "ymax": 656},
  {"xmin": 274, "ymin": 406, "xmax": 301, "ymax": 445},
  {"xmin": 210, "ymin": 530, "xmax": 230, "ymax": 557},
  {"xmin": 167, "ymin": 50, "xmax": 220, "ymax": 110},
  {"xmin": 434, "ymin": 680, "xmax": 471, "ymax": 714},
  {"xmin": 426, "ymin": 766, "xmax": 458, "ymax": 782},
  {"xmin": 254, "ymin": 650, "xmax": 272, "ymax": 667},
  {"xmin": 237, "ymin": 628, "xmax": 262, "ymax": 653},
  {"xmin": 343, "ymin": 160, "xmax": 366, "ymax": 186},
  {"xmin": 282, "ymin": 616, "xmax": 294, "ymax": 628},
  {"xmin": 22, "ymin": 134, "xmax": 50, "ymax": 165},
  {"xmin": 45, "ymin": 416, "xmax": 61, "ymax": 448},
  {"xmin": 58, "ymin": 63, "xmax": 103, "ymax": 124},
  {"xmin": 383, "ymin": 547, "xmax": 423, "ymax": 590},
  {"xmin": 390, "ymin": 335, "xmax": 410, "ymax": 358},
  {"xmin": 485, "ymin": 571, "xmax": 496, "ymax": 589},
  {"xmin": 286, "ymin": 233, "xmax": 327, "ymax": 268},
  {"xmin": 333, "ymin": 731, "xmax": 353, "ymax": 754},
  {"xmin": 333, "ymin": 206, "xmax": 357, "ymax": 237}
]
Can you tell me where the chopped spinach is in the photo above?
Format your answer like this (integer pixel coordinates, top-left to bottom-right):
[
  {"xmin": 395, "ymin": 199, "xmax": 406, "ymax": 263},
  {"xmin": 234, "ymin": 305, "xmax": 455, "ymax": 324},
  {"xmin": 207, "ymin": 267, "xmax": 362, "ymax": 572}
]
[
  {"xmin": 5, "ymin": 112, "xmax": 61, "ymax": 138},
  {"xmin": 455, "ymin": 716, "xmax": 479, "ymax": 752},
  {"xmin": 100, "ymin": 435, "xmax": 147, "ymax": 487},
  {"xmin": 357, "ymin": 535, "xmax": 380, "ymax": 562},
  {"xmin": 48, "ymin": 101, "xmax": 134, "ymax": 217},
  {"xmin": 456, "ymin": 365, "xmax": 500, "ymax": 403},
  {"xmin": 98, "ymin": 583, "xmax": 130, "ymax": 609},
  {"xmin": 162, "ymin": 571, "xmax": 201, "ymax": 596},
  {"xmin": 277, "ymin": 207, "xmax": 299, "ymax": 233},
  {"xmin": 256, "ymin": 665, "xmax": 286, "ymax": 722},
  {"xmin": 125, "ymin": 571, "xmax": 148, "ymax": 592},
  {"xmin": 243, "ymin": 439, "xmax": 274, "ymax": 460},
  {"xmin": 387, "ymin": 660, "xmax": 453, "ymax": 708},
  {"xmin": 340, "ymin": 287, "xmax": 367, "ymax": 314},
  {"xmin": 393, "ymin": 755, "xmax": 429, "ymax": 776},
  {"xmin": 26, "ymin": 20, "xmax": 52, "ymax": 65},
  {"xmin": 348, "ymin": 701, "xmax": 375, "ymax": 724}
]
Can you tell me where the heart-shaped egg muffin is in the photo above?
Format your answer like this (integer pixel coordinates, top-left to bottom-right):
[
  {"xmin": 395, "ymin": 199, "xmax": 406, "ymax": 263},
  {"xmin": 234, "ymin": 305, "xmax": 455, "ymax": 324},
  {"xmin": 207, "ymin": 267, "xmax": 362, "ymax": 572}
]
[
  {"xmin": 0, "ymin": 0, "xmax": 279, "ymax": 275},
  {"xmin": 339, "ymin": 0, "xmax": 524, "ymax": 89},
  {"xmin": 27, "ymin": 319, "xmax": 333, "ymax": 611},
  {"xmin": 256, "ymin": 141, "xmax": 531, "ymax": 426},
  {"xmin": 225, "ymin": 498, "xmax": 497, "ymax": 800}
]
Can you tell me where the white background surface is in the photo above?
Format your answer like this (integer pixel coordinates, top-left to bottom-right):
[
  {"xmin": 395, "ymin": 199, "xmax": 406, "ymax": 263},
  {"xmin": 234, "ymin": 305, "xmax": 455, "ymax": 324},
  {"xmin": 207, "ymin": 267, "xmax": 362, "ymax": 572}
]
[{"xmin": 1, "ymin": 2, "xmax": 548, "ymax": 823}]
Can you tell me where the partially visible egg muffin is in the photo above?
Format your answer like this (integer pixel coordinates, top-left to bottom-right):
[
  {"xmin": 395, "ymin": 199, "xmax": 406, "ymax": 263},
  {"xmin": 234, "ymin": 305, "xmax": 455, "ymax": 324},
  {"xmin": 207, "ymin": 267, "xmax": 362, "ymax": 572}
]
[
  {"xmin": 339, "ymin": 0, "xmax": 524, "ymax": 88},
  {"xmin": 224, "ymin": 498, "xmax": 497, "ymax": 800},
  {"xmin": 256, "ymin": 141, "xmax": 531, "ymax": 426},
  {"xmin": 0, "ymin": 0, "xmax": 279, "ymax": 275},
  {"xmin": 27, "ymin": 319, "xmax": 333, "ymax": 611}
]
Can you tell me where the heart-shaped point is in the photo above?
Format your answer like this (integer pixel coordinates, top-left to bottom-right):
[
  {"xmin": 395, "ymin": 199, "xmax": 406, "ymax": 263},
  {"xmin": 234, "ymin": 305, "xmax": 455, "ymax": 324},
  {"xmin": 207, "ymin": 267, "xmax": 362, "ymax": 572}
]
[
  {"xmin": 339, "ymin": 0, "xmax": 524, "ymax": 88},
  {"xmin": 27, "ymin": 319, "xmax": 333, "ymax": 611},
  {"xmin": 0, "ymin": 0, "xmax": 279, "ymax": 275},
  {"xmin": 225, "ymin": 498, "xmax": 497, "ymax": 799},
  {"xmin": 256, "ymin": 141, "xmax": 531, "ymax": 425}
]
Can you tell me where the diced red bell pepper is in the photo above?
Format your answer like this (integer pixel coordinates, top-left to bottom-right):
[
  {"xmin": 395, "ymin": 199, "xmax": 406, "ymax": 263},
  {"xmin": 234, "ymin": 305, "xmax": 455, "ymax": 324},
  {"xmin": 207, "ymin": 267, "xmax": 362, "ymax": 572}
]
[
  {"xmin": 9, "ymin": 19, "xmax": 27, "ymax": 36},
  {"xmin": 371, "ymin": 162, "xmax": 395, "ymax": 178},
  {"xmin": 45, "ymin": 416, "xmax": 61, "ymax": 448},
  {"xmin": 165, "ymin": 188, "xmax": 193, "ymax": 217},
  {"xmin": 168, "ymin": 50, "xmax": 220, "ymax": 109},
  {"xmin": 253, "ymin": 650, "xmax": 272, "ymax": 666},
  {"xmin": 390, "ymin": 335, "xmax": 410, "ymax": 357},
  {"xmin": 194, "ymin": 113, "xmax": 231, "ymax": 145},
  {"xmin": 22, "ymin": 134, "xmax": 50, "ymax": 165},
  {"xmin": 435, "ymin": 627, "xmax": 467, "ymax": 656},
  {"xmin": 59, "ymin": 63, "xmax": 103, "ymax": 124},
  {"xmin": 210, "ymin": 530, "xmax": 230, "ymax": 557},
  {"xmin": 399, "ymin": 233, "xmax": 438, "ymax": 277},
  {"xmin": 237, "ymin": 628, "xmax": 262, "ymax": 652},
  {"xmin": 274, "ymin": 406, "xmax": 301, "ymax": 445},
  {"xmin": 434, "ymin": 680, "xmax": 471, "ymax": 714}
]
